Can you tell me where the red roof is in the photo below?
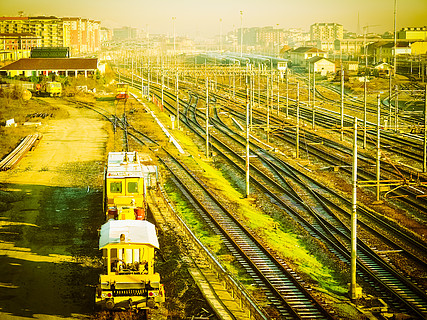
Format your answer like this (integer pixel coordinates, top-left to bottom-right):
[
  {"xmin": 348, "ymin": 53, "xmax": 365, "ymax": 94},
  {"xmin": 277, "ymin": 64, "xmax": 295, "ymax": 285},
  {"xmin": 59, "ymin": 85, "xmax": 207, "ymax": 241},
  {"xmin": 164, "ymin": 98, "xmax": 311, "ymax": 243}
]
[
  {"xmin": 0, "ymin": 17, "xmax": 28, "ymax": 20},
  {"xmin": 0, "ymin": 58, "xmax": 98, "ymax": 71}
]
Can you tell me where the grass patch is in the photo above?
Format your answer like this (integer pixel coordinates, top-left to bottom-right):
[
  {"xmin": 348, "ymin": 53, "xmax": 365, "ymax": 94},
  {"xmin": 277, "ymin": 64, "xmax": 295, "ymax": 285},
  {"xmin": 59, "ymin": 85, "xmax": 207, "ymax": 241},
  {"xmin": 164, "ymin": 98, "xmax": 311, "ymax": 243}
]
[{"xmin": 177, "ymin": 151, "xmax": 348, "ymax": 296}]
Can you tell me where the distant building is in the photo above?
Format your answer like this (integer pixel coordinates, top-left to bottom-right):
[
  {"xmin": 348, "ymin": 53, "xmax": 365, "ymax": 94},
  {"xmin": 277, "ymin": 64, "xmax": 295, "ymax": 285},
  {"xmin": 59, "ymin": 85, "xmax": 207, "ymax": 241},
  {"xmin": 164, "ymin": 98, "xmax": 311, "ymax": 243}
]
[
  {"xmin": 373, "ymin": 61, "xmax": 393, "ymax": 76},
  {"xmin": 0, "ymin": 16, "xmax": 101, "ymax": 58},
  {"xmin": 397, "ymin": 27, "xmax": 427, "ymax": 40},
  {"xmin": 0, "ymin": 16, "xmax": 66, "ymax": 48},
  {"xmin": 307, "ymin": 56, "xmax": 336, "ymax": 75},
  {"xmin": 62, "ymin": 17, "xmax": 101, "ymax": 55},
  {"xmin": 238, "ymin": 26, "xmax": 284, "ymax": 51},
  {"xmin": 113, "ymin": 27, "xmax": 137, "ymax": 41},
  {"xmin": 100, "ymin": 27, "xmax": 113, "ymax": 42},
  {"xmin": 289, "ymin": 47, "xmax": 327, "ymax": 65},
  {"xmin": 310, "ymin": 23, "xmax": 344, "ymax": 42},
  {"xmin": 30, "ymin": 47, "xmax": 70, "ymax": 58},
  {"xmin": 0, "ymin": 32, "xmax": 41, "ymax": 61}
]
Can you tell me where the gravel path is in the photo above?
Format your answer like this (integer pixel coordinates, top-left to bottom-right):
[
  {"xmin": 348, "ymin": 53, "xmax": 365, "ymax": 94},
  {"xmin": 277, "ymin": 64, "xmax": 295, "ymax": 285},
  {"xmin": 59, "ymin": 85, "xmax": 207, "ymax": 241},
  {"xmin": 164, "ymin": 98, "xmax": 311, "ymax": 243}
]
[{"xmin": 0, "ymin": 100, "xmax": 107, "ymax": 320}]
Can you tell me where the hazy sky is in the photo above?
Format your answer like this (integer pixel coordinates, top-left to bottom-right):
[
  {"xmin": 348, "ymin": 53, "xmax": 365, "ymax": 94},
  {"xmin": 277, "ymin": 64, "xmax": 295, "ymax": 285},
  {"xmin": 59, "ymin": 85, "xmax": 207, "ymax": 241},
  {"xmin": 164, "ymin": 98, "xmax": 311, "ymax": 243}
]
[{"xmin": 1, "ymin": 0, "xmax": 426, "ymax": 37}]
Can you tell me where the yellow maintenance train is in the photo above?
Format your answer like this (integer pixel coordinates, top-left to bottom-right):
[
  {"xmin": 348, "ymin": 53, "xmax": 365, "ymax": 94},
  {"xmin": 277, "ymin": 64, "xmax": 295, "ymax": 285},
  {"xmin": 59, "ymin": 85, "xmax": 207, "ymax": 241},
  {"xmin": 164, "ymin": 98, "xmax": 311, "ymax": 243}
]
[{"xmin": 96, "ymin": 151, "xmax": 164, "ymax": 311}]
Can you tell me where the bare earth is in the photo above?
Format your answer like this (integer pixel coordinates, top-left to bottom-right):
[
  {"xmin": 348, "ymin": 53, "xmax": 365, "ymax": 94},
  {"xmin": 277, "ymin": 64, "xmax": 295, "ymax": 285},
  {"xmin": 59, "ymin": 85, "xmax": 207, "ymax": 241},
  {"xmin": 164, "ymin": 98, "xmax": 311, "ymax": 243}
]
[{"xmin": 0, "ymin": 101, "xmax": 107, "ymax": 320}]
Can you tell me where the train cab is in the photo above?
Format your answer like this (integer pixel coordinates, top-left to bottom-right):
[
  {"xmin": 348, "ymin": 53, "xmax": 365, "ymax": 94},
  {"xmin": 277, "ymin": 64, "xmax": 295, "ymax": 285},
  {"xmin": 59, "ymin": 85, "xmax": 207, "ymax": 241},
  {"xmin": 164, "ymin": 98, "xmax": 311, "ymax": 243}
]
[
  {"xmin": 105, "ymin": 152, "xmax": 146, "ymax": 220},
  {"xmin": 96, "ymin": 219, "xmax": 165, "ymax": 310},
  {"xmin": 116, "ymin": 83, "xmax": 129, "ymax": 100}
]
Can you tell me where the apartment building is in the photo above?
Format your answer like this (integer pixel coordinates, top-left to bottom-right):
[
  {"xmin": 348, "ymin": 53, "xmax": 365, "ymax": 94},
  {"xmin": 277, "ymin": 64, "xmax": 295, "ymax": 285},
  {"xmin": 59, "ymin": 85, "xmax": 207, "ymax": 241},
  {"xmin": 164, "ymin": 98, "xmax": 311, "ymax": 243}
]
[
  {"xmin": 310, "ymin": 23, "xmax": 344, "ymax": 42},
  {"xmin": 62, "ymin": 17, "xmax": 101, "ymax": 55},
  {"xmin": 0, "ymin": 16, "xmax": 100, "ymax": 60}
]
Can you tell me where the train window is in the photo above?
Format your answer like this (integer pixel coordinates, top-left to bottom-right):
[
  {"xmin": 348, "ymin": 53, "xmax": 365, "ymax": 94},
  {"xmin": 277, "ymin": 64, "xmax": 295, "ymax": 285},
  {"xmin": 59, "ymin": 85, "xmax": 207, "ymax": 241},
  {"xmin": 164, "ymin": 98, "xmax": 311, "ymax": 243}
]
[
  {"xmin": 128, "ymin": 182, "xmax": 138, "ymax": 193},
  {"xmin": 110, "ymin": 182, "xmax": 122, "ymax": 193}
]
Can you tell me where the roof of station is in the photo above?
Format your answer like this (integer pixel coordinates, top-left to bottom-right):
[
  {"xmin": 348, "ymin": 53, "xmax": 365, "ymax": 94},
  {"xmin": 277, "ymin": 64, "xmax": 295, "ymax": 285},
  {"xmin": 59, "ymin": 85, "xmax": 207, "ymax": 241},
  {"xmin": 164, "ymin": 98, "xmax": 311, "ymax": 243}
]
[{"xmin": 0, "ymin": 58, "xmax": 98, "ymax": 71}]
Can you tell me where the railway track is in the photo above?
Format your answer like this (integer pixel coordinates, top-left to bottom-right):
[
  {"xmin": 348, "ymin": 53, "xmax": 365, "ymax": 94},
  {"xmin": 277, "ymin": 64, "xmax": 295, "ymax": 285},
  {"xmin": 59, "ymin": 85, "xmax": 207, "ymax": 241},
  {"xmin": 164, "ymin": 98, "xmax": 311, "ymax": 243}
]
[
  {"xmin": 175, "ymin": 88, "xmax": 427, "ymax": 318},
  {"xmin": 119, "ymin": 71, "xmax": 427, "ymax": 318},
  {"xmin": 0, "ymin": 133, "xmax": 41, "ymax": 171},
  {"xmin": 158, "ymin": 148, "xmax": 335, "ymax": 320}
]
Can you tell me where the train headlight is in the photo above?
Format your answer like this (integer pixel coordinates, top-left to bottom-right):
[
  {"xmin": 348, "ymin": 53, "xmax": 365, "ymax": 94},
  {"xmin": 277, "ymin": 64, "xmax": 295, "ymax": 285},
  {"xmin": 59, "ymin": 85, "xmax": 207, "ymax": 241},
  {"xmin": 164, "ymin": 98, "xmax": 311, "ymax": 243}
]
[{"xmin": 148, "ymin": 291, "xmax": 157, "ymax": 297}]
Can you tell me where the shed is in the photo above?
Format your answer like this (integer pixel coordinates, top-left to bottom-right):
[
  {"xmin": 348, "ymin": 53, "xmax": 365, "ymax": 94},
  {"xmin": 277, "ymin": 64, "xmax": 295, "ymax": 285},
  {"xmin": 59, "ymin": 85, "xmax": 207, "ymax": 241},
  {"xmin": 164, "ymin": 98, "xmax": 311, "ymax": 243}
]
[
  {"xmin": 307, "ymin": 56, "xmax": 336, "ymax": 75},
  {"xmin": 373, "ymin": 61, "xmax": 393, "ymax": 76}
]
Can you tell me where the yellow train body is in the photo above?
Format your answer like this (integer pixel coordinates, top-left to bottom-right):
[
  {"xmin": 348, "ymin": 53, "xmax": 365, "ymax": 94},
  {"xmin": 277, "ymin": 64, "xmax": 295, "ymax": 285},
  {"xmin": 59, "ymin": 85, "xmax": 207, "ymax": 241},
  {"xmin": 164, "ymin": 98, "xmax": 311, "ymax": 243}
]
[
  {"xmin": 97, "ymin": 152, "xmax": 164, "ymax": 311},
  {"xmin": 46, "ymin": 81, "xmax": 62, "ymax": 97},
  {"xmin": 105, "ymin": 152, "xmax": 146, "ymax": 220},
  {"xmin": 96, "ymin": 220, "xmax": 165, "ymax": 310}
]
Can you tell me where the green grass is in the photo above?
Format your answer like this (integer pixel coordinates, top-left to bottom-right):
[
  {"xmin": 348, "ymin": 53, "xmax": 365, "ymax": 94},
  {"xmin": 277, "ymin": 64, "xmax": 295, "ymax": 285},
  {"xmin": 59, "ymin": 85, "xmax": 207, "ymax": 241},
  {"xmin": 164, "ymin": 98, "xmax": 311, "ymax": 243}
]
[
  {"xmin": 162, "ymin": 126, "xmax": 348, "ymax": 296},
  {"xmin": 185, "ymin": 155, "xmax": 347, "ymax": 295}
]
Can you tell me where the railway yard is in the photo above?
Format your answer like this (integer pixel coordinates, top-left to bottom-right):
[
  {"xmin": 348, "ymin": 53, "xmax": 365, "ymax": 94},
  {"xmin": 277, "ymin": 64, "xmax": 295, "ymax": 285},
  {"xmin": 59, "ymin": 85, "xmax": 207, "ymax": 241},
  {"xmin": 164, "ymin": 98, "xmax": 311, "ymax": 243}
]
[{"xmin": 0, "ymin": 52, "xmax": 426, "ymax": 320}]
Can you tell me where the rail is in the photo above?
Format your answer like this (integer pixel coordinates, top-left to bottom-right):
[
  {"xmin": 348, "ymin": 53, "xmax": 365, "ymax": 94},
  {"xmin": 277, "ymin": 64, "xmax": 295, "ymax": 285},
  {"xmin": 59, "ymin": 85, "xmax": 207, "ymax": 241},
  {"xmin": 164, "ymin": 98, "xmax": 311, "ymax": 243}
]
[
  {"xmin": 0, "ymin": 134, "xmax": 41, "ymax": 171},
  {"xmin": 155, "ymin": 183, "xmax": 269, "ymax": 320}
]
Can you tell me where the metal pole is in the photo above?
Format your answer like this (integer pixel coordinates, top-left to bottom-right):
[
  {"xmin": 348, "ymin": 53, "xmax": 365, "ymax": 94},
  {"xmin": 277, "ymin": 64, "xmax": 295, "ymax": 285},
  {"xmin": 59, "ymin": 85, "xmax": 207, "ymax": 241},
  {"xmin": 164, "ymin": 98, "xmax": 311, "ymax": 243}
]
[
  {"xmin": 341, "ymin": 66, "xmax": 344, "ymax": 141},
  {"xmin": 363, "ymin": 46, "xmax": 367, "ymax": 149},
  {"xmin": 286, "ymin": 68, "xmax": 289, "ymax": 118},
  {"xmin": 388, "ymin": 71, "xmax": 392, "ymax": 129},
  {"xmin": 206, "ymin": 78, "xmax": 209, "ymax": 158},
  {"xmin": 424, "ymin": 85, "xmax": 427, "ymax": 172},
  {"xmin": 296, "ymin": 82, "xmax": 300, "ymax": 158},
  {"xmin": 277, "ymin": 73, "xmax": 280, "ymax": 116},
  {"xmin": 393, "ymin": 0, "xmax": 397, "ymax": 79},
  {"xmin": 141, "ymin": 63, "xmax": 144, "ymax": 97},
  {"xmin": 161, "ymin": 71, "xmax": 164, "ymax": 109},
  {"xmin": 312, "ymin": 67, "xmax": 316, "ymax": 130},
  {"xmin": 350, "ymin": 117, "xmax": 358, "ymax": 300},
  {"xmin": 147, "ymin": 59, "xmax": 150, "ymax": 98},
  {"xmin": 267, "ymin": 75, "xmax": 270, "ymax": 143},
  {"xmin": 376, "ymin": 94, "xmax": 381, "ymax": 202},
  {"xmin": 395, "ymin": 85, "xmax": 398, "ymax": 132},
  {"xmin": 240, "ymin": 11, "xmax": 243, "ymax": 57},
  {"xmin": 246, "ymin": 75, "xmax": 250, "ymax": 197},
  {"xmin": 176, "ymin": 70, "xmax": 180, "ymax": 129},
  {"xmin": 219, "ymin": 18, "xmax": 222, "ymax": 52},
  {"xmin": 308, "ymin": 62, "xmax": 311, "ymax": 110}
]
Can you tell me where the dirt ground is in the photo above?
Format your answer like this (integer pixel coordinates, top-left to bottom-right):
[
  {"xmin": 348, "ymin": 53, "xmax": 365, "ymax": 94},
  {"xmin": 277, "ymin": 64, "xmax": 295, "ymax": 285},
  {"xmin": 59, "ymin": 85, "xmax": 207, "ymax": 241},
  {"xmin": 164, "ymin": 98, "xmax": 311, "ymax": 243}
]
[{"xmin": 0, "ymin": 99, "xmax": 107, "ymax": 320}]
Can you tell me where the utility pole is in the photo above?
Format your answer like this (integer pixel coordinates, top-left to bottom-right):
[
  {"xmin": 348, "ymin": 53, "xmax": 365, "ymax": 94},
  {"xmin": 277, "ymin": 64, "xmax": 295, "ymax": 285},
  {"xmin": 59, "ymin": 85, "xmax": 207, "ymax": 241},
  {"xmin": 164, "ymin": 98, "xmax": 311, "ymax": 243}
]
[
  {"xmin": 246, "ymin": 75, "xmax": 250, "ymax": 197},
  {"xmin": 424, "ymin": 85, "xmax": 427, "ymax": 172},
  {"xmin": 388, "ymin": 71, "xmax": 392, "ymax": 129},
  {"xmin": 395, "ymin": 85, "xmax": 399, "ymax": 132},
  {"xmin": 206, "ymin": 78, "xmax": 210, "ymax": 158},
  {"xmin": 296, "ymin": 82, "xmax": 300, "ymax": 158},
  {"xmin": 277, "ymin": 73, "xmax": 280, "ymax": 116},
  {"xmin": 147, "ymin": 58, "xmax": 150, "ymax": 98},
  {"xmin": 267, "ymin": 74, "xmax": 270, "ymax": 143},
  {"xmin": 350, "ymin": 117, "xmax": 358, "ymax": 300},
  {"xmin": 376, "ymin": 94, "xmax": 381, "ymax": 202},
  {"xmin": 308, "ymin": 62, "xmax": 311, "ymax": 110},
  {"xmin": 363, "ymin": 34, "xmax": 368, "ymax": 149},
  {"xmin": 312, "ymin": 67, "xmax": 316, "ymax": 130},
  {"xmin": 176, "ymin": 70, "xmax": 180, "ymax": 129},
  {"xmin": 286, "ymin": 68, "xmax": 289, "ymax": 118},
  {"xmin": 240, "ymin": 11, "xmax": 243, "ymax": 57},
  {"xmin": 341, "ymin": 66, "xmax": 345, "ymax": 141},
  {"xmin": 393, "ymin": 0, "xmax": 397, "ymax": 80},
  {"xmin": 131, "ymin": 57, "xmax": 134, "ymax": 88},
  {"xmin": 219, "ymin": 18, "xmax": 222, "ymax": 52},
  {"xmin": 161, "ymin": 71, "xmax": 164, "ymax": 109}
]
